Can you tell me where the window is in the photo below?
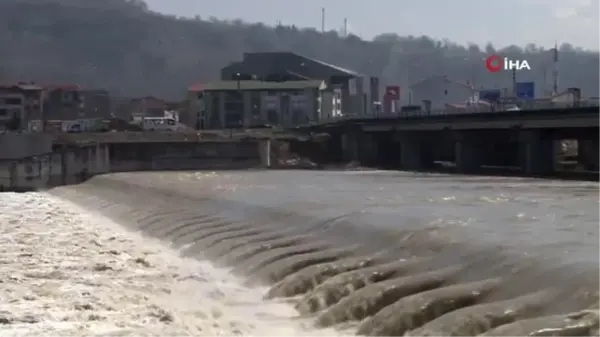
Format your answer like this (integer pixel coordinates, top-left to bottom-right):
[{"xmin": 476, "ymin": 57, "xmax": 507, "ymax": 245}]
[
  {"xmin": 62, "ymin": 92, "xmax": 73, "ymax": 103},
  {"xmin": 267, "ymin": 109, "xmax": 278, "ymax": 124},
  {"xmin": 166, "ymin": 119, "xmax": 176, "ymax": 125},
  {"xmin": 250, "ymin": 92, "xmax": 261, "ymax": 117},
  {"xmin": 5, "ymin": 98, "xmax": 22, "ymax": 105},
  {"xmin": 224, "ymin": 112, "xmax": 243, "ymax": 128},
  {"xmin": 224, "ymin": 91, "xmax": 244, "ymax": 117},
  {"xmin": 209, "ymin": 94, "xmax": 221, "ymax": 128}
]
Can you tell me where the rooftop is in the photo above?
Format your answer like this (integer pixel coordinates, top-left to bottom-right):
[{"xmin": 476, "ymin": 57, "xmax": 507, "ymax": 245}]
[
  {"xmin": 409, "ymin": 75, "xmax": 473, "ymax": 90},
  {"xmin": 199, "ymin": 80, "xmax": 326, "ymax": 91},
  {"xmin": 222, "ymin": 52, "xmax": 361, "ymax": 82},
  {"xmin": 0, "ymin": 83, "xmax": 43, "ymax": 91}
]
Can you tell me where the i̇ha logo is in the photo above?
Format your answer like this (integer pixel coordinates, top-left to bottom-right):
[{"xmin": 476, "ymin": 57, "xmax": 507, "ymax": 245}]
[{"xmin": 485, "ymin": 55, "xmax": 531, "ymax": 73}]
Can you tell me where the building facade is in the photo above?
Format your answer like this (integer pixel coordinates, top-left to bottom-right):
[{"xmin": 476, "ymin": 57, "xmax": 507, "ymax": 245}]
[
  {"xmin": 0, "ymin": 84, "xmax": 44, "ymax": 131},
  {"xmin": 197, "ymin": 80, "xmax": 326, "ymax": 129},
  {"xmin": 409, "ymin": 75, "xmax": 475, "ymax": 112},
  {"xmin": 128, "ymin": 96, "xmax": 166, "ymax": 121},
  {"xmin": 81, "ymin": 89, "xmax": 112, "ymax": 118},
  {"xmin": 42, "ymin": 84, "xmax": 84, "ymax": 120},
  {"xmin": 219, "ymin": 52, "xmax": 379, "ymax": 120}
]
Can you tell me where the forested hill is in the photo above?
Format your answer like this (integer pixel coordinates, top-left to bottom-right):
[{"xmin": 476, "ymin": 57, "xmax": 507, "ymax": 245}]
[{"xmin": 0, "ymin": 0, "xmax": 598, "ymax": 99}]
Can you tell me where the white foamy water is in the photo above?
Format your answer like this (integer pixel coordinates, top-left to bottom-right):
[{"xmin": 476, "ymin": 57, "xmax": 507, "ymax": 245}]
[{"xmin": 0, "ymin": 192, "xmax": 337, "ymax": 336}]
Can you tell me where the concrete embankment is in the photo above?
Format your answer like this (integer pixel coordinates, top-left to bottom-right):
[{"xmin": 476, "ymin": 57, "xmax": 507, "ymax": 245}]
[
  {"xmin": 48, "ymin": 172, "xmax": 600, "ymax": 336},
  {"xmin": 0, "ymin": 136, "xmax": 274, "ymax": 192}
]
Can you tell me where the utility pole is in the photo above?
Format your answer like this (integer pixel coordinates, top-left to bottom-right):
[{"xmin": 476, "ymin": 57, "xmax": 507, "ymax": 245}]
[
  {"xmin": 321, "ymin": 7, "xmax": 325, "ymax": 34},
  {"xmin": 343, "ymin": 18, "xmax": 348, "ymax": 37},
  {"xmin": 512, "ymin": 68, "xmax": 517, "ymax": 97},
  {"xmin": 552, "ymin": 41, "xmax": 559, "ymax": 96},
  {"xmin": 542, "ymin": 64, "xmax": 547, "ymax": 96}
]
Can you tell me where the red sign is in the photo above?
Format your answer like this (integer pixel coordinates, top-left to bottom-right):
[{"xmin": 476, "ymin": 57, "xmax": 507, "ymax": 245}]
[{"xmin": 385, "ymin": 85, "xmax": 400, "ymax": 100}]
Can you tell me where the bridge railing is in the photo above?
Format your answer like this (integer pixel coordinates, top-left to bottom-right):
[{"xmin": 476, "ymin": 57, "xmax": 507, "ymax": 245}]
[{"xmin": 316, "ymin": 99, "xmax": 599, "ymax": 123}]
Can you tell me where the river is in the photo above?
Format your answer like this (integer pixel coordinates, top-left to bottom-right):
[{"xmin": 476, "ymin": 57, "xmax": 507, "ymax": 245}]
[{"xmin": 1, "ymin": 170, "xmax": 598, "ymax": 336}]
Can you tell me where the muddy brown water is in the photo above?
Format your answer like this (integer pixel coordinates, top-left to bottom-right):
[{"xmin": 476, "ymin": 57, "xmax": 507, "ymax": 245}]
[{"xmin": 48, "ymin": 170, "xmax": 599, "ymax": 336}]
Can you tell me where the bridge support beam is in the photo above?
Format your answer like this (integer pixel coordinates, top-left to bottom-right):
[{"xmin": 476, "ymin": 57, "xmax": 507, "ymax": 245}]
[
  {"xmin": 520, "ymin": 129, "xmax": 555, "ymax": 175},
  {"xmin": 396, "ymin": 132, "xmax": 424, "ymax": 171},
  {"xmin": 454, "ymin": 131, "xmax": 486, "ymax": 173}
]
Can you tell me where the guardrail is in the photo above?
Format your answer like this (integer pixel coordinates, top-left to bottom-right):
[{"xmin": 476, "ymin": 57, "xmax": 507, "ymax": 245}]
[
  {"xmin": 315, "ymin": 100, "xmax": 600, "ymax": 124},
  {"xmin": 52, "ymin": 128, "xmax": 307, "ymax": 145}
]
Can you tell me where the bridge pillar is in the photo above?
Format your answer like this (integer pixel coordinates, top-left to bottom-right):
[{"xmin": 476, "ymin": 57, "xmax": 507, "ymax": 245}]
[
  {"xmin": 520, "ymin": 129, "xmax": 555, "ymax": 175},
  {"xmin": 358, "ymin": 133, "xmax": 380, "ymax": 164},
  {"xmin": 454, "ymin": 131, "xmax": 486, "ymax": 173},
  {"xmin": 341, "ymin": 132, "xmax": 359, "ymax": 162},
  {"xmin": 396, "ymin": 132, "xmax": 424, "ymax": 170},
  {"xmin": 578, "ymin": 138, "xmax": 599, "ymax": 171}
]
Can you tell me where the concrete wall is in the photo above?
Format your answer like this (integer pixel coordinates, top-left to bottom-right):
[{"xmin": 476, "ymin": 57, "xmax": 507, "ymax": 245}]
[
  {"xmin": 0, "ymin": 140, "xmax": 274, "ymax": 192},
  {"xmin": 0, "ymin": 143, "xmax": 110, "ymax": 192},
  {"xmin": 203, "ymin": 89, "xmax": 320, "ymax": 129},
  {"xmin": 0, "ymin": 133, "xmax": 53, "ymax": 160},
  {"xmin": 108, "ymin": 141, "xmax": 270, "ymax": 172}
]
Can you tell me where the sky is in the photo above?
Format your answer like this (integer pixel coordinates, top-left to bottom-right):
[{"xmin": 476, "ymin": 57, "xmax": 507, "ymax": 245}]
[{"xmin": 145, "ymin": 0, "xmax": 599, "ymax": 51}]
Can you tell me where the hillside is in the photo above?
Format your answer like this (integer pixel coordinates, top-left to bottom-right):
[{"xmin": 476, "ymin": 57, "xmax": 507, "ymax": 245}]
[{"xmin": 0, "ymin": 0, "xmax": 598, "ymax": 99}]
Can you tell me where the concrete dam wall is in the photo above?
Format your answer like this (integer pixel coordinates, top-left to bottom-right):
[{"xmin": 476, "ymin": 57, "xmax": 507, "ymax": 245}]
[
  {"xmin": 47, "ymin": 172, "xmax": 599, "ymax": 336},
  {"xmin": 0, "ymin": 139, "xmax": 273, "ymax": 192}
]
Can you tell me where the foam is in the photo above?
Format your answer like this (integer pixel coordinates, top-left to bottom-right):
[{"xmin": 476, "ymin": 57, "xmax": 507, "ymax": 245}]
[
  {"xmin": 0, "ymin": 192, "xmax": 337, "ymax": 336},
  {"xmin": 37, "ymin": 172, "xmax": 599, "ymax": 336}
]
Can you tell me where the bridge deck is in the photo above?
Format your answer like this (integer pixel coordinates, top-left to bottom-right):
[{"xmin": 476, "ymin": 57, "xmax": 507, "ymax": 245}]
[
  {"xmin": 53, "ymin": 129, "xmax": 305, "ymax": 145},
  {"xmin": 297, "ymin": 106, "xmax": 599, "ymax": 131}
]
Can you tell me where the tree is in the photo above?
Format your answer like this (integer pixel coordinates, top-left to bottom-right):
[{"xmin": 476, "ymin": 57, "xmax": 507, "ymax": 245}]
[{"xmin": 0, "ymin": 0, "xmax": 597, "ymax": 100}]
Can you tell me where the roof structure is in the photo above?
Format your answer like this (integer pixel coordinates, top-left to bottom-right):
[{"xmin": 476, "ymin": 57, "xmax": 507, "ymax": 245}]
[
  {"xmin": 201, "ymin": 80, "xmax": 326, "ymax": 91},
  {"xmin": 409, "ymin": 75, "xmax": 473, "ymax": 91},
  {"xmin": 221, "ymin": 52, "xmax": 360, "ymax": 82},
  {"xmin": 188, "ymin": 83, "xmax": 204, "ymax": 92},
  {"xmin": 0, "ymin": 83, "xmax": 43, "ymax": 91},
  {"xmin": 44, "ymin": 84, "xmax": 82, "ymax": 91}
]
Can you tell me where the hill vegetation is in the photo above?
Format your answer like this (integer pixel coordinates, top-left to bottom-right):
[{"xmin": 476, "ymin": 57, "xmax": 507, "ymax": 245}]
[{"xmin": 0, "ymin": 0, "xmax": 598, "ymax": 99}]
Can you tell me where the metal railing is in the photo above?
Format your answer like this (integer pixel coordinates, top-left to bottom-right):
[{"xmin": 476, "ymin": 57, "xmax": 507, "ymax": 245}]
[{"xmin": 315, "ymin": 99, "xmax": 600, "ymax": 124}]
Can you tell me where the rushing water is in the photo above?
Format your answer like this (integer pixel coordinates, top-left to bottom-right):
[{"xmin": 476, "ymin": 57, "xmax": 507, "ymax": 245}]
[
  {"xmin": 196, "ymin": 170, "xmax": 599, "ymax": 265},
  {"xmin": 1, "ymin": 170, "xmax": 598, "ymax": 336}
]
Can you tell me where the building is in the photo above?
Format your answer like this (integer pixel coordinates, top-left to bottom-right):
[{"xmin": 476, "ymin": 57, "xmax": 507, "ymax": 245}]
[
  {"xmin": 221, "ymin": 52, "xmax": 360, "ymax": 83},
  {"xmin": 0, "ymin": 83, "xmax": 44, "ymax": 131},
  {"xmin": 81, "ymin": 89, "xmax": 112, "ymax": 118},
  {"xmin": 408, "ymin": 75, "xmax": 475, "ymax": 112},
  {"xmin": 186, "ymin": 83, "xmax": 204, "ymax": 129},
  {"xmin": 218, "ymin": 52, "xmax": 379, "ymax": 121},
  {"xmin": 197, "ymin": 80, "xmax": 327, "ymax": 129},
  {"xmin": 128, "ymin": 96, "xmax": 166, "ymax": 121},
  {"xmin": 42, "ymin": 84, "xmax": 84, "ymax": 120}
]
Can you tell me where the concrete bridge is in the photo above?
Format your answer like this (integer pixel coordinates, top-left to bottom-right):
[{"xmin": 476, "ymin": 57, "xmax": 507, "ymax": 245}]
[
  {"xmin": 291, "ymin": 106, "xmax": 599, "ymax": 177},
  {"xmin": 52, "ymin": 129, "xmax": 305, "ymax": 146}
]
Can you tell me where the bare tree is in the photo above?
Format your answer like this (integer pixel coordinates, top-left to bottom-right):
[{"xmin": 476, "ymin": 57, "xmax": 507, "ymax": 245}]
[{"xmin": 0, "ymin": 0, "xmax": 597, "ymax": 99}]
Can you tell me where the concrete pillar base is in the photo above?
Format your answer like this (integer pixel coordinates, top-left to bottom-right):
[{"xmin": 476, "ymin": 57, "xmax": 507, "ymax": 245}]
[
  {"xmin": 520, "ymin": 130, "xmax": 555, "ymax": 175},
  {"xmin": 396, "ymin": 132, "xmax": 423, "ymax": 171},
  {"xmin": 454, "ymin": 132, "xmax": 485, "ymax": 173},
  {"xmin": 358, "ymin": 133, "xmax": 379, "ymax": 164},
  {"xmin": 341, "ymin": 133, "xmax": 359, "ymax": 162},
  {"xmin": 258, "ymin": 140, "xmax": 272, "ymax": 168}
]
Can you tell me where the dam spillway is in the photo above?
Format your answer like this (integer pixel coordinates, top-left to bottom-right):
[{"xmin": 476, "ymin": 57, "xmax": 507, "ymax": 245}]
[{"xmin": 38, "ymin": 170, "xmax": 600, "ymax": 335}]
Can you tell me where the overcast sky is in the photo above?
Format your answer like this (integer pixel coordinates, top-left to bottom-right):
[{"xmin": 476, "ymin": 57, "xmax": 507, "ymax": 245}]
[{"xmin": 145, "ymin": 0, "xmax": 599, "ymax": 51}]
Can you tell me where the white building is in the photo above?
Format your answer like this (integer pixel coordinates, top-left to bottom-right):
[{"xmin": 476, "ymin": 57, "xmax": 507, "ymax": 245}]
[{"xmin": 408, "ymin": 75, "xmax": 475, "ymax": 112}]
